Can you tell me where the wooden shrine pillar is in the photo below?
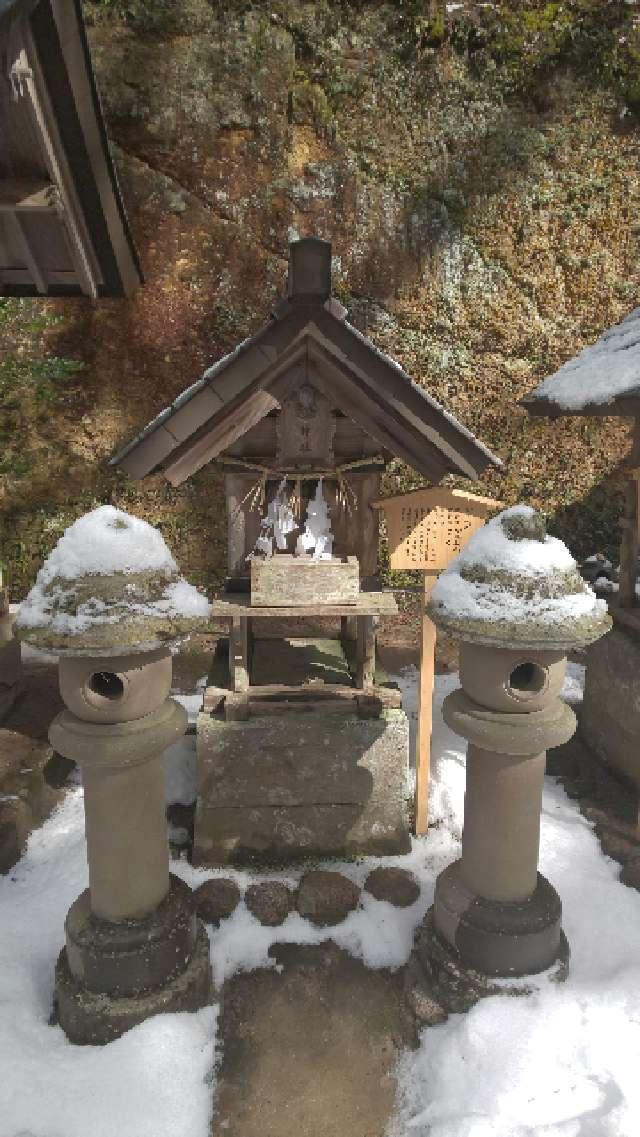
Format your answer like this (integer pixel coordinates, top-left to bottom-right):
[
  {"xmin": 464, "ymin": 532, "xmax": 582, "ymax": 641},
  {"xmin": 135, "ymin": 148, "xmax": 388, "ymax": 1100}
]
[
  {"xmin": 355, "ymin": 472, "xmax": 381, "ymax": 582},
  {"xmin": 225, "ymin": 471, "xmax": 260, "ymax": 577}
]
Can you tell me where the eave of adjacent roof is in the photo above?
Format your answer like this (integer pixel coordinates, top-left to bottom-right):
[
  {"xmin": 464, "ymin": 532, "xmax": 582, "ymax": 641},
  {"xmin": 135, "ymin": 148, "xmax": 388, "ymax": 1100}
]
[
  {"xmin": 1, "ymin": 0, "xmax": 142, "ymax": 297},
  {"xmin": 522, "ymin": 306, "xmax": 640, "ymax": 419}
]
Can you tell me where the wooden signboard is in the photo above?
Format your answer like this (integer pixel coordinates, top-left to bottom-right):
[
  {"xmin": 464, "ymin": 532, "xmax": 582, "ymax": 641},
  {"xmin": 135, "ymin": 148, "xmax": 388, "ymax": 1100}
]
[
  {"xmin": 373, "ymin": 487, "xmax": 502, "ymax": 836},
  {"xmin": 381, "ymin": 486, "xmax": 498, "ymax": 571}
]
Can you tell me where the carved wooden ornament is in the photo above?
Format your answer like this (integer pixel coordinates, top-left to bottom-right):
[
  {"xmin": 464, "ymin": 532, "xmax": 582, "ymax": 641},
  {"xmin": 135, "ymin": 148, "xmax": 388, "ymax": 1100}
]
[{"xmin": 276, "ymin": 383, "xmax": 336, "ymax": 469}]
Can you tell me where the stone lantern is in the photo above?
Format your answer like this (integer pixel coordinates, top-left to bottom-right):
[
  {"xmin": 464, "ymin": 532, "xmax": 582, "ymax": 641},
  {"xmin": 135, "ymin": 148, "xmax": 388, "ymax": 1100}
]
[
  {"xmin": 422, "ymin": 506, "xmax": 611, "ymax": 983},
  {"xmin": 17, "ymin": 506, "xmax": 213, "ymax": 1044}
]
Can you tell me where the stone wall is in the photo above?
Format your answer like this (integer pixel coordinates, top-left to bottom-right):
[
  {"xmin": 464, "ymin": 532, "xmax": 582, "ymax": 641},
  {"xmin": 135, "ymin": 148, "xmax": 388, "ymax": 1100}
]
[{"xmin": 2, "ymin": 1, "xmax": 639, "ymax": 595}]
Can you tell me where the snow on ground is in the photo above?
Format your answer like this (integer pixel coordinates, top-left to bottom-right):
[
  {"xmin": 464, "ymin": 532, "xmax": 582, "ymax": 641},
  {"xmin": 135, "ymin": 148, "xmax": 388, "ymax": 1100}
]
[
  {"xmin": 388, "ymin": 666, "xmax": 640, "ymax": 1137},
  {"xmin": 0, "ymin": 791, "xmax": 216, "ymax": 1137},
  {"xmin": 171, "ymin": 674, "xmax": 208, "ymax": 727},
  {"xmin": 2, "ymin": 663, "xmax": 640, "ymax": 1137}
]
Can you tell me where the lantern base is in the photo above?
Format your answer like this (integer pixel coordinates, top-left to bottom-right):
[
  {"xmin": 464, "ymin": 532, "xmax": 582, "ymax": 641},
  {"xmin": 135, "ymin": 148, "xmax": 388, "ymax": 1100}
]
[
  {"xmin": 413, "ymin": 906, "xmax": 569, "ymax": 1016},
  {"xmin": 431, "ymin": 860, "xmax": 565, "ymax": 978},
  {"xmin": 53, "ymin": 875, "xmax": 213, "ymax": 1046},
  {"xmin": 64, "ymin": 875, "xmax": 199, "ymax": 997},
  {"xmin": 53, "ymin": 921, "xmax": 212, "ymax": 1045}
]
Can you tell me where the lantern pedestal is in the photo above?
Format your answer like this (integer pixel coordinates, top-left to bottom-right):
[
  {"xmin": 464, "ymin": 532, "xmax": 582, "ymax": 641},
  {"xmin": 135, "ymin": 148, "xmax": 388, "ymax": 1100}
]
[
  {"xmin": 425, "ymin": 677, "xmax": 576, "ymax": 980},
  {"xmin": 48, "ymin": 655, "xmax": 213, "ymax": 1045},
  {"xmin": 413, "ymin": 908, "xmax": 570, "ymax": 1017},
  {"xmin": 410, "ymin": 505, "xmax": 611, "ymax": 1012},
  {"xmin": 54, "ymin": 877, "xmax": 212, "ymax": 1045}
]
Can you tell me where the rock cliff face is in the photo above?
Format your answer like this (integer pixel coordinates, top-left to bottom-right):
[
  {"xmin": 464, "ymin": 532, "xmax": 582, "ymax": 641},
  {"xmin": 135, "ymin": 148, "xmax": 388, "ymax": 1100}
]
[{"xmin": 2, "ymin": 1, "xmax": 640, "ymax": 594}]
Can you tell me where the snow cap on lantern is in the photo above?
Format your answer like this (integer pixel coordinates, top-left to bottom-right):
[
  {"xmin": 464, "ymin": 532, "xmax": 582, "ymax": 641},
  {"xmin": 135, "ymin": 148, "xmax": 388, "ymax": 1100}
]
[
  {"xmin": 427, "ymin": 505, "xmax": 611, "ymax": 650},
  {"xmin": 16, "ymin": 505, "xmax": 212, "ymax": 654}
]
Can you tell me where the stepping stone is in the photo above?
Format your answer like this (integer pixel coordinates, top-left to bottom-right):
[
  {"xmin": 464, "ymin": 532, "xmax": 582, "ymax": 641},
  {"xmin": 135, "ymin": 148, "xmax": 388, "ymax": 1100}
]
[
  {"xmin": 364, "ymin": 866, "xmax": 420, "ymax": 907},
  {"xmin": 245, "ymin": 881, "xmax": 295, "ymax": 926},
  {"xmin": 297, "ymin": 870, "xmax": 360, "ymax": 926},
  {"xmin": 194, "ymin": 877, "xmax": 240, "ymax": 925},
  {"xmin": 213, "ymin": 941, "xmax": 417, "ymax": 1137}
]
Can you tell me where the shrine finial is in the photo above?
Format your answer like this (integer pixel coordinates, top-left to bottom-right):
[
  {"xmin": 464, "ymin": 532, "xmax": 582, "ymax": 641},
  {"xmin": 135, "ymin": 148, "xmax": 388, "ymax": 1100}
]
[{"xmin": 287, "ymin": 236, "xmax": 332, "ymax": 301}]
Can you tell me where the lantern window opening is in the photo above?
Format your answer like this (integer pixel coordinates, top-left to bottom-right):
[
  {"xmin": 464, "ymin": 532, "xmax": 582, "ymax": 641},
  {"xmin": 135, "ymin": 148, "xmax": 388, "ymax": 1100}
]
[
  {"xmin": 507, "ymin": 662, "xmax": 548, "ymax": 699},
  {"xmin": 88, "ymin": 671, "xmax": 125, "ymax": 701}
]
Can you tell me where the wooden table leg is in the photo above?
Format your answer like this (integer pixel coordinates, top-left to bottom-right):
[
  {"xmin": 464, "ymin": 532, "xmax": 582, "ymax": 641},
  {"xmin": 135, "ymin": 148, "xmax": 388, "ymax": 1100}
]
[
  {"xmin": 355, "ymin": 615, "xmax": 375, "ymax": 692},
  {"xmin": 341, "ymin": 615, "xmax": 358, "ymax": 644},
  {"xmin": 415, "ymin": 573, "xmax": 438, "ymax": 837},
  {"xmin": 230, "ymin": 616, "xmax": 249, "ymax": 694}
]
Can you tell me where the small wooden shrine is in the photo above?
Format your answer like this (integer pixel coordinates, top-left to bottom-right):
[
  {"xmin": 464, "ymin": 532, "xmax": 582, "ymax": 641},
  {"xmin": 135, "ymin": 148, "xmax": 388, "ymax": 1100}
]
[
  {"xmin": 523, "ymin": 308, "xmax": 640, "ymax": 805},
  {"xmin": 113, "ymin": 237, "xmax": 502, "ymax": 863},
  {"xmin": 0, "ymin": 0, "xmax": 141, "ymax": 297}
]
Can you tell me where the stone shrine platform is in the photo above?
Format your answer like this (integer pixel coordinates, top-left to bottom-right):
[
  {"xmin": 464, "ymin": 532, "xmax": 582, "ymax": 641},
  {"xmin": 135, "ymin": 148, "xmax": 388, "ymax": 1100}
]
[{"xmin": 193, "ymin": 633, "xmax": 411, "ymax": 866}]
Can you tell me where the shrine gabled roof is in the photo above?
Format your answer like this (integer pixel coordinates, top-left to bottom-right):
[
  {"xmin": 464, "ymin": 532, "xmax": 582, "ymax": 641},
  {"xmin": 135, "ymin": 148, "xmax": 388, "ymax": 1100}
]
[
  {"xmin": 110, "ymin": 238, "xmax": 502, "ymax": 486},
  {"xmin": 522, "ymin": 306, "xmax": 640, "ymax": 419},
  {"xmin": 0, "ymin": 0, "xmax": 142, "ymax": 297}
]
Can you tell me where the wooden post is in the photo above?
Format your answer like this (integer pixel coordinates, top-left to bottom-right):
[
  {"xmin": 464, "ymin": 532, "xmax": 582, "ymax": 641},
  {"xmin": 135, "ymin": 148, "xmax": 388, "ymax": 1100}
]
[
  {"xmin": 415, "ymin": 572, "xmax": 438, "ymax": 836},
  {"xmin": 356, "ymin": 472, "xmax": 381, "ymax": 583},
  {"xmin": 340, "ymin": 615, "xmax": 358, "ymax": 643},
  {"xmin": 355, "ymin": 615, "xmax": 375, "ymax": 691},
  {"xmin": 230, "ymin": 616, "xmax": 249, "ymax": 693},
  {"xmin": 226, "ymin": 472, "xmax": 257, "ymax": 578},
  {"xmin": 370, "ymin": 487, "xmax": 502, "ymax": 835}
]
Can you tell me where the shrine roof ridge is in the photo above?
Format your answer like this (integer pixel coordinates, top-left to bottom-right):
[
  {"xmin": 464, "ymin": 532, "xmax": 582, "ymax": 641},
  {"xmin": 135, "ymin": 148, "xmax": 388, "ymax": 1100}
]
[{"xmin": 110, "ymin": 239, "xmax": 502, "ymax": 485}]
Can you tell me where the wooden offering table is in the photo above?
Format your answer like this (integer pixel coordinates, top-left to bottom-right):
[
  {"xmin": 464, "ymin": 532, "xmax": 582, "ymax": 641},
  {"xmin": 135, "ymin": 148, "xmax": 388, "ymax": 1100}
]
[{"xmin": 203, "ymin": 590, "xmax": 400, "ymax": 719}]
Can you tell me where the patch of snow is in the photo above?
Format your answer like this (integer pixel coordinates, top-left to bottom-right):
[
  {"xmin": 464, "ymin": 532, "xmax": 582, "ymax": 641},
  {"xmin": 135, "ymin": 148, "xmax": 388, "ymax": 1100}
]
[
  {"xmin": 16, "ymin": 506, "xmax": 211, "ymax": 637},
  {"xmin": 0, "ymin": 791, "xmax": 216, "ymax": 1137},
  {"xmin": 529, "ymin": 305, "xmax": 640, "ymax": 410},
  {"xmin": 171, "ymin": 675, "xmax": 207, "ymax": 725},
  {"xmin": 25, "ymin": 506, "xmax": 179, "ymax": 582},
  {"xmin": 6, "ymin": 659, "xmax": 640, "ymax": 1137},
  {"xmin": 455, "ymin": 506, "xmax": 575, "ymax": 575},
  {"xmin": 431, "ymin": 566, "xmax": 606, "ymax": 626},
  {"xmin": 154, "ymin": 579, "xmax": 211, "ymax": 620},
  {"xmin": 431, "ymin": 506, "xmax": 607, "ymax": 627},
  {"xmin": 390, "ymin": 770, "xmax": 640, "ymax": 1137},
  {"xmin": 563, "ymin": 660, "xmax": 586, "ymax": 704}
]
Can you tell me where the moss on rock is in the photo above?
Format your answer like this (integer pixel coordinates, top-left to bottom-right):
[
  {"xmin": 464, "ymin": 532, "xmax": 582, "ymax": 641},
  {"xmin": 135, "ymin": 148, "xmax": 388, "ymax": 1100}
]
[{"xmin": 2, "ymin": 1, "xmax": 639, "ymax": 597}]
